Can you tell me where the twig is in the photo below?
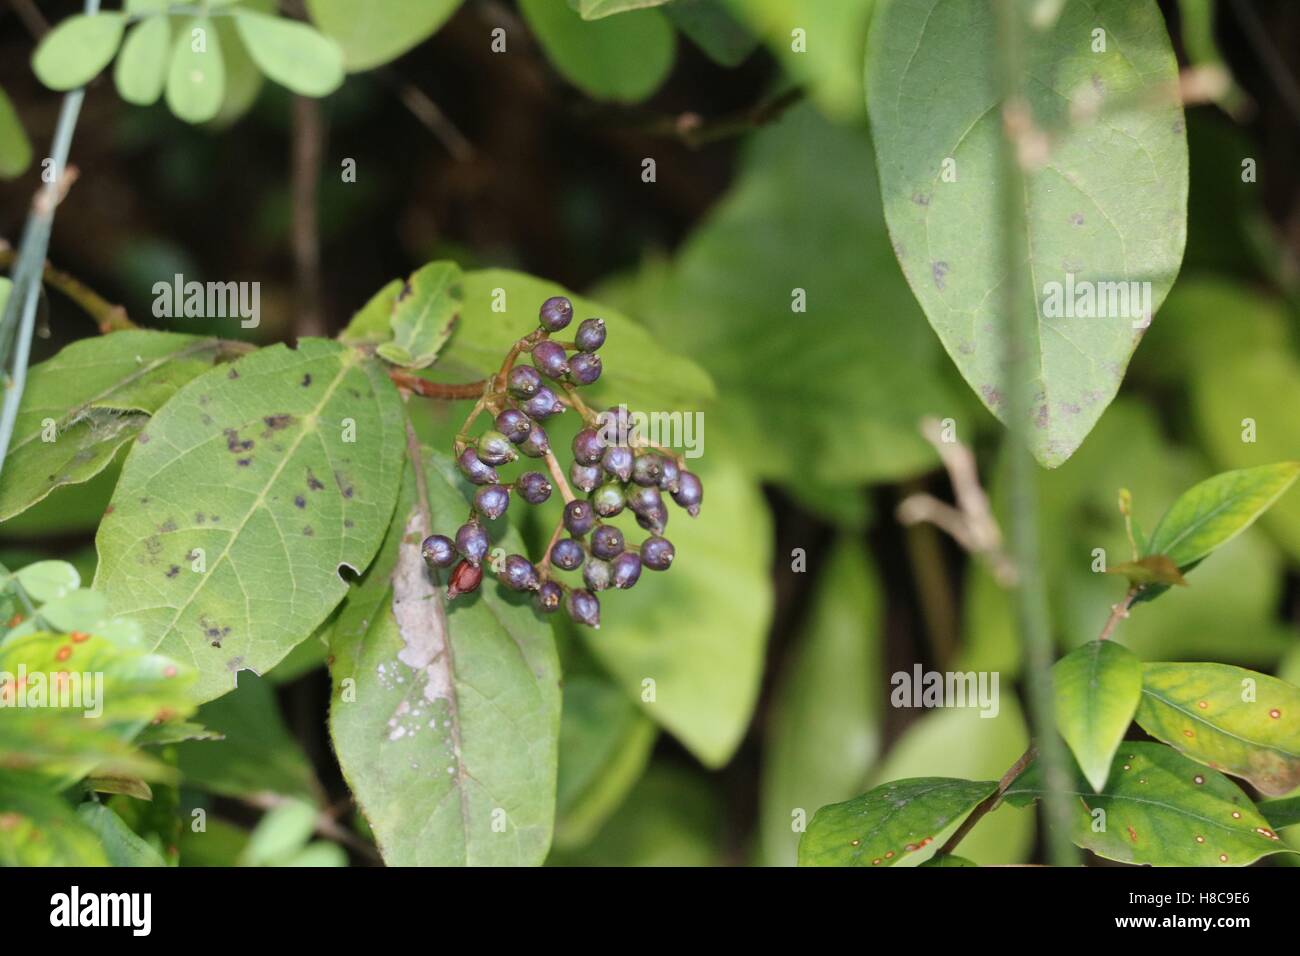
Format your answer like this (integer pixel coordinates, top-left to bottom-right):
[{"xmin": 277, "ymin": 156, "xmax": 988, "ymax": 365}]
[
  {"xmin": 0, "ymin": 242, "xmax": 136, "ymax": 333},
  {"xmin": 7, "ymin": 0, "xmax": 48, "ymax": 37},
  {"xmin": 395, "ymin": 81, "xmax": 476, "ymax": 163},
  {"xmin": 388, "ymin": 369, "xmax": 487, "ymax": 400},
  {"xmin": 1229, "ymin": 0, "xmax": 1300, "ymax": 126},
  {"xmin": 541, "ymin": 445, "xmax": 575, "ymax": 504},
  {"xmin": 938, "ymin": 745, "xmax": 1037, "ymax": 857},
  {"xmin": 1096, "ymin": 586, "xmax": 1139, "ymax": 642},
  {"xmin": 241, "ymin": 793, "xmax": 381, "ymax": 864},
  {"xmin": 291, "ymin": 96, "xmax": 326, "ymax": 339},
  {"xmin": 574, "ymin": 87, "xmax": 806, "ymax": 151}
]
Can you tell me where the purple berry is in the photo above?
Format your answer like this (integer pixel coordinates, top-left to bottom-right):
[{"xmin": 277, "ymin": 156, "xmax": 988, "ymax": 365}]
[
  {"xmin": 455, "ymin": 521, "xmax": 490, "ymax": 566},
  {"xmin": 575, "ymin": 317, "xmax": 606, "ymax": 352},
  {"xmin": 532, "ymin": 340, "xmax": 570, "ymax": 380},
  {"xmin": 626, "ymin": 484, "xmax": 664, "ymax": 517},
  {"xmin": 564, "ymin": 499, "xmax": 596, "ymax": 537},
  {"xmin": 568, "ymin": 352, "xmax": 601, "ymax": 386},
  {"xmin": 550, "ymin": 537, "xmax": 584, "ymax": 571},
  {"xmin": 447, "ymin": 559, "xmax": 483, "ymax": 599},
  {"xmin": 611, "ymin": 551, "xmax": 642, "ymax": 589},
  {"xmin": 474, "ymin": 484, "xmax": 509, "ymax": 520},
  {"xmin": 539, "ymin": 295, "xmax": 574, "ymax": 332},
  {"xmin": 632, "ymin": 453, "xmax": 664, "ymax": 487},
  {"xmin": 672, "ymin": 471, "xmax": 703, "ymax": 517},
  {"xmin": 570, "ymin": 461, "xmax": 601, "ymax": 493},
  {"xmin": 572, "ymin": 428, "xmax": 605, "ymax": 465},
  {"xmin": 496, "ymin": 408, "xmax": 532, "ymax": 444},
  {"xmin": 565, "ymin": 588, "xmax": 600, "ymax": 628},
  {"xmin": 640, "ymin": 536, "xmax": 675, "ymax": 571},
  {"xmin": 536, "ymin": 579, "xmax": 562, "ymax": 613},
  {"xmin": 457, "ymin": 447, "xmax": 498, "ymax": 485},
  {"xmin": 590, "ymin": 524, "xmax": 624, "ymax": 560},
  {"xmin": 519, "ymin": 422, "xmax": 550, "ymax": 458},
  {"xmin": 583, "ymin": 558, "xmax": 612, "ymax": 592},
  {"xmin": 522, "ymin": 387, "xmax": 564, "ymax": 420},
  {"xmin": 508, "ymin": 365, "xmax": 541, "ymax": 399},
  {"xmin": 476, "ymin": 429, "xmax": 516, "ymax": 466},
  {"xmin": 635, "ymin": 502, "xmax": 669, "ymax": 534},
  {"xmin": 602, "ymin": 446, "xmax": 633, "ymax": 482},
  {"xmin": 503, "ymin": 554, "xmax": 540, "ymax": 592},
  {"xmin": 595, "ymin": 405, "xmax": 633, "ymax": 445},
  {"xmin": 658, "ymin": 457, "xmax": 680, "ymax": 493},
  {"xmin": 591, "ymin": 481, "xmax": 625, "ymax": 518},
  {"xmin": 517, "ymin": 471, "xmax": 552, "ymax": 505},
  {"xmin": 421, "ymin": 534, "xmax": 456, "ymax": 569}
]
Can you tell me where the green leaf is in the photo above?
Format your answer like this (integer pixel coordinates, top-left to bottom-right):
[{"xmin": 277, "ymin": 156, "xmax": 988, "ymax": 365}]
[
  {"xmin": 175, "ymin": 673, "xmax": 319, "ymax": 800},
  {"xmin": 77, "ymin": 803, "xmax": 167, "ymax": 866},
  {"xmin": 32, "ymin": 13, "xmax": 126, "ymax": 91},
  {"xmin": 212, "ymin": 4, "xmax": 269, "ymax": 126},
  {"xmin": 94, "ymin": 339, "xmax": 405, "ymax": 703},
  {"xmin": 519, "ymin": 0, "xmax": 675, "ymax": 103},
  {"xmin": 0, "ymin": 87, "xmax": 32, "ymax": 179},
  {"xmin": 376, "ymin": 261, "xmax": 462, "ymax": 369},
  {"xmin": 440, "ymin": 269, "xmax": 714, "ymax": 412},
  {"xmin": 1258, "ymin": 797, "xmax": 1300, "ymax": 830},
  {"xmin": 1052, "ymin": 640, "xmax": 1142, "ymax": 792},
  {"xmin": 663, "ymin": 0, "xmax": 756, "ymax": 66},
  {"xmin": 866, "ymin": 0, "xmax": 1187, "ymax": 467},
  {"xmin": 328, "ymin": 451, "xmax": 561, "ymax": 866},
  {"xmin": 306, "ymin": 0, "xmax": 461, "ymax": 71},
  {"xmin": 1145, "ymin": 464, "xmax": 1300, "ymax": 570},
  {"xmin": 13, "ymin": 560, "xmax": 80, "ymax": 602},
  {"xmin": 1004, "ymin": 743, "xmax": 1292, "ymax": 866},
  {"xmin": 920, "ymin": 853, "xmax": 977, "ymax": 867},
  {"xmin": 577, "ymin": 454, "xmax": 771, "ymax": 767},
  {"xmin": 640, "ymin": 104, "xmax": 961, "ymax": 486},
  {"xmin": 1105, "ymin": 555, "xmax": 1186, "ymax": 589},
  {"xmin": 554, "ymin": 673, "xmax": 657, "ymax": 849},
  {"xmin": 0, "ymin": 772, "xmax": 108, "ymax": 866},
  {"xmin": 572, "ymin": 0, "xmax": 671, "ymax": 19},
  {"xmin": 798, "ymin": 777, "xmax": 996, "ymax": 867},
  {"xmin": 760, "ymin": 537, "xmax": 881, "ymax": 866},
  {"xmin": 233, "ymin": 11, "xmax": 345, "ymax": 97},
  {"xmin": 166, "ymin": 18, "xmax": 226, "ymax": 124},
  {"xmin": 1134, "ymin": 663, "xmax": 1300, "ymax": 797},
  {"xmin": 238, "ymin": 797, "xmax": 316, "ymax": 865},
  {"xmin": 136, "ymin": 720, "xmax": 221, "ymax": 746},
  {"xmin": 114, "ymin": 16, "xmax": 171, "ymax": 106},
  {"xmin": 0, "ymin": 331, "xmax": 236, "ymax": 525},
  {"xmin": 338, "ymin": 278, "xmax": 403, "ymax": 345}
]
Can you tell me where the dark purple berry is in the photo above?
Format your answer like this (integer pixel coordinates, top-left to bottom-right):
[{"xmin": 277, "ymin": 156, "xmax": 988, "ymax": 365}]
[
  {"xmin": 474, "ymin": 484, "xmax": 509, "ymax": 520},
  {"xmin": 590, "ymin": 524, "xmax": 624, "ymax": 560},
  {"xmin": 572, "ymin": 428, "xmax": 605, "ymax": 466},
  {"xmin": 626, "ymin": 484, "xmax": 664, "ymax": 517},
  {"xmin": 641, "ymin": 536, "xmax": 675, "ymax": 571},
  {"xmin": 672, "ymin": 471, "xmax": 703, "ymax": 517},
  {"xmin": 602, "ymin": 446, "xmax": 633, "ymax": 482},
  {"xmin": 550, "ymin": 537, "xmax": 584, "ymax": 571},
  {"xmin": 421, "ymin": 534, "xmax": 456, "ymax": 569},
  {"xmin": 611, "ymin": 550, "xmax": 642, "ymax": 589},
  {"xmin": 563, "ymin": 499, "xmax": 596, "ymax": 537},
  {"xmin": 658, "ymin": 457, "xmax": 680, "ymax": 493},
  {"xmin": 536, "ymin": 579, "xmax": 562, "ymax": 613},
  {"xmin": 477, "ymin": 429, "xmax": 516, "ymax": 466},
  {"xmin": 455, "ymin": 521, "xmax": 490, "ymax": 566},
  {"xmin": 503, "ymin": 554, "xmax": 540, "ymax": 592},
  {"xmin": 575, "ymin": 317, "xmax": 606, "ymax": 352},
  {"xmin": 532, "ymin": 340, "xmax": 570, "ymax": 380},
  {"xmin": 517, "ymin": 471, "xmax": 552, "ymax": 505},
  {"xmin": 568, "ymin": 352, "xmax": 601, "ymax": 386},
  {"xmin": 539, "ymin": 295, "xmax": 574, "ymax": 332},
  {"xmin": 565, "ymin": 588, "xmax": 600, "ymax": 628},
  {"xmin": 519, "ymin": 422, "xmax": 550, "ymax": 458},
  {"xmin": 447, "ymin": 559, "xmax": 483, "ymax": 599},
  {"xmin": 570, "ymin": 461, "xmax": 601, "ymax": 493},
  {"xmin": 591, "ymin": 481, "xmax": 625, "ymax": 518},
  {"xmin": 457, "ymin": 447, "xmax": 498, "ymax": 485},
  {"xmin": 635, "ymin": 503, "xmax": 669, "ymax": 535},
  {"xmin": 595, "ymin": 405, "xmax": 633, "ymax": 445},
  {"xmin": 495, "ymin": 408, "xmax": 532, "ymax": 444},
  {"xmin": 522, "ymin": 387, "xmax": 564, "ymax": 420},
  {"xmin": 583, "ymin": 558, "xmax": 612, "ymax": 592},
  {"xmin": 508, "ymin": 365, "xmax": 541, "ymax": 399},
  {"xmin": 632, "ymin": 453, "xmax": 664, "ymax": 487}
]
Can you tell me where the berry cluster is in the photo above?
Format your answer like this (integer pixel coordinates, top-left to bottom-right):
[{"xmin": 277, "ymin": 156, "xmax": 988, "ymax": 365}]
[{"xmin": 420, "ymin": 296, "xmax": 703, "ymax": 628}]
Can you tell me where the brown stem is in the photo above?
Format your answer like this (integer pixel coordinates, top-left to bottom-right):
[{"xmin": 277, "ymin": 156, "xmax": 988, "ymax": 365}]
[
  {"xmin": 291, "ymin": 96, "xmax": 326, "ymax": 338},
  {"xmin": 0, "ymin": 243, "xmax": 136, "ymax": 332},
  {"xmin": 542, "ymin": 446, "xmax": 575, "ymax": 504},
  {"xmin": 938, "ymin": 745, "xmax": 1037, "ymax": 857},
  {"xmin": 536, "ymin": 518, "xmax": 566, "ymax": 576},
  {"xmin": 388, "ymin": 369, "xmax": 487, "ymax": 400},
  {"xmin": 1097, "ymin": 587, "xmax": 1139, "ymax": 642}
]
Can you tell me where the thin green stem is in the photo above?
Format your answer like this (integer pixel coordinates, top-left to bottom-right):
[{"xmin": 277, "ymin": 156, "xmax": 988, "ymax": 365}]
[{"xmin": 993, "ymin": 0, "xmax": 1077, "ymax": 868}]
